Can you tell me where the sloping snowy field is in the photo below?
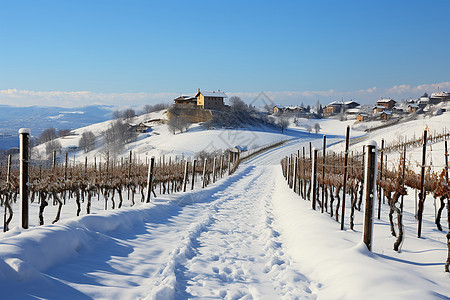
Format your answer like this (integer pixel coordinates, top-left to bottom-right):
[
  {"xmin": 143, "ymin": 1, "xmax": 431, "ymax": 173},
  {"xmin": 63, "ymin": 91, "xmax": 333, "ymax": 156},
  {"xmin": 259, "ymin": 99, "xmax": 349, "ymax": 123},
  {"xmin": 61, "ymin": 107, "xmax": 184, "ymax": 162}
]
[{"xmin": 0, "ymin": 136, "xmax": 449, "ymax": 299}]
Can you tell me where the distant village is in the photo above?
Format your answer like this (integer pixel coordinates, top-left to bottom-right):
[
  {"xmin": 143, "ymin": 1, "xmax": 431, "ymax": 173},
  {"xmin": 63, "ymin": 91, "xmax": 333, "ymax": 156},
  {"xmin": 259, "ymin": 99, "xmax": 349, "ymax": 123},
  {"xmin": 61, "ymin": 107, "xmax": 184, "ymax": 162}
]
[{"xmin": 171, "ymin": 88, "xmax": 450, "ymax": 124}]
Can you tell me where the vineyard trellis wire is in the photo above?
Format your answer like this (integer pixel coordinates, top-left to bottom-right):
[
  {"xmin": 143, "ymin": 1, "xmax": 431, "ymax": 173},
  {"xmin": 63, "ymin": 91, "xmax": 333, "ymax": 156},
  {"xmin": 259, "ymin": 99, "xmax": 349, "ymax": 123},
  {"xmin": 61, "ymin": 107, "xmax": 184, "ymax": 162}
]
[{"xmin": 281, "ymin": 130, "xmax": 449, "ymax": 272}]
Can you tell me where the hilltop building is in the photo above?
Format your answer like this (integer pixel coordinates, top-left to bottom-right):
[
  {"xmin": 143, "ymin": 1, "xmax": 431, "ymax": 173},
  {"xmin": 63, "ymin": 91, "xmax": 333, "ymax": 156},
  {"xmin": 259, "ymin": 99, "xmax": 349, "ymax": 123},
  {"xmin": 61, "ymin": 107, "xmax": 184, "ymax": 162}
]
[{"xmin": 174, "ymin": 89, "xmax": 227, "ymax": 110}]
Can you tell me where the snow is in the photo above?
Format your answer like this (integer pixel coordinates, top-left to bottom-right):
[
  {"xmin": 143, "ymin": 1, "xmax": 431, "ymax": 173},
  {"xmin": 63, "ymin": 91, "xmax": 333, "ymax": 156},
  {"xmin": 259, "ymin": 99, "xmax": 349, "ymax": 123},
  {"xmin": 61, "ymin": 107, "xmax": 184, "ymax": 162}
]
[
  {"xmin": 198, "ymin": 91, "xmax": 228, "ymax": 98},
  {"xmin": 1, "ymin": 109, "xmax": 449, "ymax": 299},
  {"xmin": 18, "ymin": 128, "xmax": 31, "ymax": 135}
]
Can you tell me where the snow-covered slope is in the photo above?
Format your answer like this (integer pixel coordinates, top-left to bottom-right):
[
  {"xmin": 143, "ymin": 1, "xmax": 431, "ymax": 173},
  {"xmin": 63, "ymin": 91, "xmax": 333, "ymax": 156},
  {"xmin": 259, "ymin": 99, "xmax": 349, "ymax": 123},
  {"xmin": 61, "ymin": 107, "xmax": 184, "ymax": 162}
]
[
  {"xmin": 1, "ymin": 107, "xmax": 449, "ymax": 299},
  {"xmin": 0, "ymin": 136, "xmax": 448, "ymax": 299}
]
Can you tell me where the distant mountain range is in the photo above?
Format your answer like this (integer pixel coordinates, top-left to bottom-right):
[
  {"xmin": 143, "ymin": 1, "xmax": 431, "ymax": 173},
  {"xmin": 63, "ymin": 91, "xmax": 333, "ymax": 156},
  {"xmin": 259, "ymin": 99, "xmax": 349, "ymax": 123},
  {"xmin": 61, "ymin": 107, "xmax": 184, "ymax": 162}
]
[{"xmin": 0, "ymin": 105, "xmax": 113, "ymax": 150}]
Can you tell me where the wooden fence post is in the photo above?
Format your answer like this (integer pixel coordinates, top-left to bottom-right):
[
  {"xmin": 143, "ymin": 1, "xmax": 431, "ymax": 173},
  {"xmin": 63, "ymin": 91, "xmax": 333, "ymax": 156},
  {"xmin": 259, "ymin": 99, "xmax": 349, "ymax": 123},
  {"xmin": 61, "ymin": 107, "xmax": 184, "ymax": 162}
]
[
  {"xmin": 19, "ymin": 128, "xmax": 30, "ymax": 229},
  {"xmin": 202, "ymin": 159, "xmax": 208, "ymax": 188},
  {"xmin": 64, "ymin": 152, "xmax": 68, "ymax": 180},
  {"xmin": 3, "ymin": 155, "xmax": 12, "ymax": 232},
  {"xmin": 146, "ymin": 157, "xmax": 155, "ymax": 203},
  {"xmin": 363, "ymin": 141, "xmax": 377, "ymax": 251},
  {"xmin": 212, "ymin": 157, "xmax": 217, "ymax": 183},
  {"xmin": 378, "ymin": 139, "xmax": 384, "ymax": 219},
  {"xmin": 400, "ymin": 144, "xmax": 406, "ymax": 213},
  {"xmin": 303, "ymin": 147, "xmax": 306, "ymax": 198},
  {"xmin": 191, "ymin": 159, "xmax": 197, "ymax": 190},
  {"xmin": 322, "ymin": 135, "xmax": 326, "ymax": 213},
  {"xmin": 293, "ymin": 156, "xmax": 298, "ymax": 193},
  {"xmin": 341, "ymin": 125, "xmax": 350, "ymax": 230},
  {"xmin": 288, "ymin": 156, "xmax": 293, "ymax": 188},
  {"xmin": 183, "ymin": 160, "xmax": 189, "ymax": 192},
  {"xmin": 312, "ymin": 149, "xmax": 318, "ymax": 210},
  {"xmin": 417, "ymin": 130, "xmax": 427, "ymax": 238},
  {"xmin": 52, "ymin": 150, "xmax": 57, "ymax": 168},
  {"xmin": 219, "ymin": 155, "xmax": 223, "ymax": 178}
]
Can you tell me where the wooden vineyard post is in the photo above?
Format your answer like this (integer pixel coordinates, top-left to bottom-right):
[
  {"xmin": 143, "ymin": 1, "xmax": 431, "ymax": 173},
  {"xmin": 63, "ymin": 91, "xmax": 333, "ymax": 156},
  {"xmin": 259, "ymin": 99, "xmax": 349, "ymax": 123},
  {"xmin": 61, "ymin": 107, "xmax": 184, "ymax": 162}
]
[
  {"xmin": 293, "ymin": 156, "xmax": 298, "ymax": 193},
  {"xmin": 219, "ymin": 155, "xmax": 223, "ymax": 178},
  {"xmin": 288, "ymin": 155, "xmax": 294, "ymax": 189},
  {"xmin": 378, "ymin": 139, "xmax": 384, "ymax": 220},
  {"xmin": 128, "ymin": 150, "xmax": 132, "ymax": 200},
  {"xmin": 322, "ymin": 135, "xmax": 326, "ymax": 213},
  {"xmin": 363, "ymin": 141, "xmax": 377, "ymax": 251},
  {"xmin": 84, "ymin": 156, "xmax": 88, "ymax": 179},
  {"xmin": 311, "ymin": 149, "xmax": 318, "ymax": 210},
  {"xmin": 212, "ymin": 157, "xmax": 217, "ymax": 183},
  {"xmin": 417, "ymin": 130, "xmax": 427, "ymax": 238},
  {"xmin": 146, "ymin": 157, "xmax": 155, "ymax": 203},
  {"xmin": 3, "ymin": 155, "xmax": 12, "ymax": 232},
  {"xmin": 297, "ymin": 152, "xmax": 302, "ymax": 195},
  {"xmin": 19, "ymin": 128, "xmax": 30, "ymax": 229},
  {"xmin": 202, "ymin": 159, "xmax": 208, "ymax": 188},
  {"xmin": 64, "ymin": 152, "xmax": 68, "ymax": 180},
  {"xmin": 341, "ymin": 126, "xmax": 350, "ymax": 230},
  {"xmin": 183, "ymin": 160, "xmax": 189, "ymax": 192},
  {"xmin": 303, "ymin": 147, "xmax": 306, "ymax": 198},
  {"xmin": 444, "ymin": 140, "xmax": 449, "ymax": 272},
  {"xmin": 52, "ymin": 150, "xmax": 57, "ymax": 168},
  {"xmin": 400, "ymin": 144, "xmax": 406, "ymax": 213},
  {"xmin": 191, "ymin": 159, "xmax": 197, "ymax": 190}
]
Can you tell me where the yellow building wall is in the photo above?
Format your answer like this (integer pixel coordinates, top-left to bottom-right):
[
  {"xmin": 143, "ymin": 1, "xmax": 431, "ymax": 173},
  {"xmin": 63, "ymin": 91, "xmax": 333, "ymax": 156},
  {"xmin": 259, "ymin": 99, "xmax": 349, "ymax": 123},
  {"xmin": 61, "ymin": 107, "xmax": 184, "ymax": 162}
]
[{"xmin": 197, "ymin": 94, "xmax": 205, "ymax": 108}]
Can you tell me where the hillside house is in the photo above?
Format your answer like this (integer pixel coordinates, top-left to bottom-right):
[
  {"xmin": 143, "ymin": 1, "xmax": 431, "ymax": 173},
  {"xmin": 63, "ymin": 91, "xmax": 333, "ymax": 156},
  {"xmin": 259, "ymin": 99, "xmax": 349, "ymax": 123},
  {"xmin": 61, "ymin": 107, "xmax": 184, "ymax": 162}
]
[
  {"xmin": 174, "ymin": 95, "xmax": 197, "ymax": 106},
  {"xmin": 377, "ymin": 98, "xmax": 396, "ymax": 110},
  {"xmin": 356, "ymin": 113, "xmax": 368, "ymax": 122},
  {"xmin": 273, "ymin": 105, "xmax": 285, "ymax": 114},
  {"xmin": 323, "ymin": 100, "xmax": 360, "ymax": 117},
  {"xmin": 273, "ymin": 105, "xmax": 304, "ymax": 114},
  {"xmin": 174, "ymin": 89, "xmax": 227, "ymax": 110},
  {"xmin": 408, "ymin": 104, "xmax": 419, "ymax": 114},
  {"xmin": 430, "ymin": 91, "xmax": 450, "ymax": 103},
  {"xmin": 195, "ymin": 89, "xmax": 227, "ymax": 110},
  {"xmin": 130, "ymin": 122, "xmax": 151, "ymax": 133},
  {"xmin": 323, "ymin": 101, "xmax": 344, "ymax": 117},
  {"xmin": 418, "ymin": 97, "xmax": 429, "ymax": 109}
]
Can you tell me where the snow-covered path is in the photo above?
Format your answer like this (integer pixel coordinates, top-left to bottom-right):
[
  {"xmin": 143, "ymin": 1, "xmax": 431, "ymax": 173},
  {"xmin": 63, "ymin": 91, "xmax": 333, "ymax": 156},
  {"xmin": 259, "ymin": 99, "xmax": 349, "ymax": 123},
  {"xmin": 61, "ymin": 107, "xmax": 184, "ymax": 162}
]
[
  {"xmin": 42, "ymin": 164, "xmax": 317, "ymax": 299},
  {"xmin": 171, "ymin": 165, "xmax": 316, "ymax": 299}
]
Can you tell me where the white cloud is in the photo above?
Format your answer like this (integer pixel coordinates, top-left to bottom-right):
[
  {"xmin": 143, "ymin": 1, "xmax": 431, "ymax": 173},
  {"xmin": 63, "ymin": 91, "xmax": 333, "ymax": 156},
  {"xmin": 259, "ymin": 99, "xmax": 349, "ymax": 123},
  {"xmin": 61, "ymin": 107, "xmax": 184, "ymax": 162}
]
[{"xmin": 1, "ymin": 82, "xmax": 448, "ymax": 108}]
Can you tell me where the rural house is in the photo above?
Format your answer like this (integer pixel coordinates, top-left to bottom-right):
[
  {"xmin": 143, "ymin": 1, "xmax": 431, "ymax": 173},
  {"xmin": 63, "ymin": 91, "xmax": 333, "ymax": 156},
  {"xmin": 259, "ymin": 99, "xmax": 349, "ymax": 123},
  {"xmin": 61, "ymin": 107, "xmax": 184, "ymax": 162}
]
[
  {"xmin": 376, "ymin": 98, "xmax": 396, "ymax": 110},
  {"xmin": 174, "ymin": 89, "xmax": 228, "ymax": 110},
  {"xmin": 195, "ymin": 89, "xmax": 227, "ymax": 110},
  {"xmin": 174, "ymin": 95, "xmax": 197, "ymax": 106}
]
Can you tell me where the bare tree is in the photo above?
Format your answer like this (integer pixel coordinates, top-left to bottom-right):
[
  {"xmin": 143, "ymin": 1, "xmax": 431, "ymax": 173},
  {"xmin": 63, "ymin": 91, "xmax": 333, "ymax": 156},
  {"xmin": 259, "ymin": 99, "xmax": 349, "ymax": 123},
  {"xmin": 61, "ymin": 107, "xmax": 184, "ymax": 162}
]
[
  {"xmin": 314, "ymin": 123, "xmax": 321, "ymax": 133},
  {"xmin": 123, "ymin": 108, "xmax": 136, "ymax": 121},
  {"xmin": 168, "ymin": 116, "xmax": 190, "ymax": 134},
  {"xmin": 103, "ymin": 120, "xmax": 137, "ymax": 154},
  {"xmin": 112, "ymin": 110, "xmax": 122, "ymax": 120},
  {"xmin": 39, "ymin": 128, "xmax": 57, "ymax": 144},
  {"xmin": 58, "ymin": 129, "xmax": 71, "ymax": 137},
  {"xmin": 142, "ymin": 103, "xmax": 169, "ymax": 115},
  {"xmin": 45, "ymin": 139, "xmax": 61, "ymax": 157},
  {"xmin": 277, "ymin": 116, "xmax": 289, "ymax": 133},
  {"xmin": 143, "ymin": 104, "xmax": 154, "ymax": 114},
  {"xmin": 79, "ymin": 131, "xmax": 96, "ymax": 153}
]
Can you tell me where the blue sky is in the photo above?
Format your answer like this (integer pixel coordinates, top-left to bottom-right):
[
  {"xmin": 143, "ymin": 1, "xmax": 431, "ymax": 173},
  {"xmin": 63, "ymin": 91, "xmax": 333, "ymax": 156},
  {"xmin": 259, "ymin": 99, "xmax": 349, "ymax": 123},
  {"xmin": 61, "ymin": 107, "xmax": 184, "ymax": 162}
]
[{"xmin": 1, "ymin": 0, "xmax": 449, "ymax": 107}]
